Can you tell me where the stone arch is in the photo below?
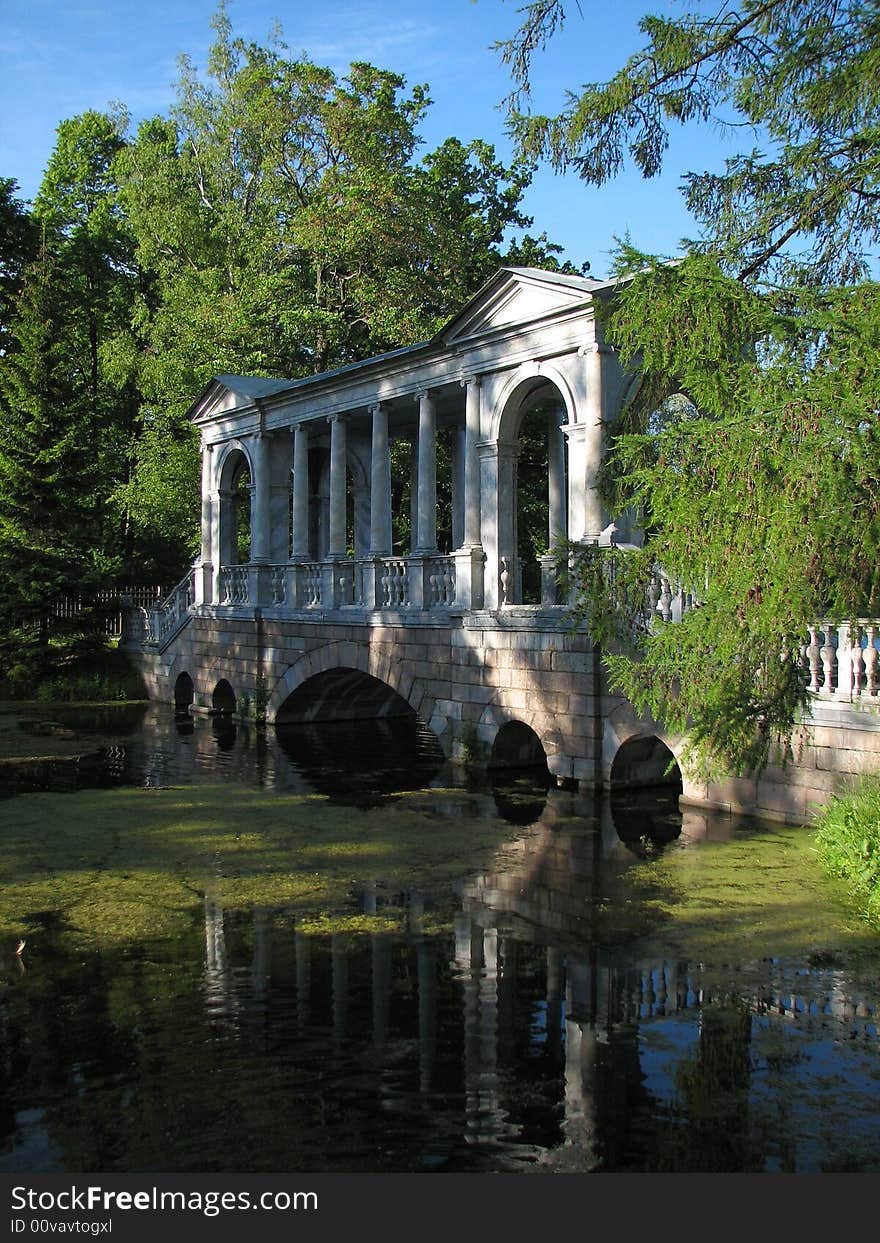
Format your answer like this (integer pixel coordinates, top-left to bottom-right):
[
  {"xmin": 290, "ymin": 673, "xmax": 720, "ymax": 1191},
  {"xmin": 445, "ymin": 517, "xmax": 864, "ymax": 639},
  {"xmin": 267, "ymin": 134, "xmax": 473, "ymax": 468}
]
[
  {"xmin": 212, "ymin": 678, "xmax": 237, "ymax": 715},
  {"xmin": 489, "ymin": 361, "xmax": 578, "ymax": 441},
  {"xmin": 216, "ymin": 441, "xmax": 254, "ymax": 567},
  {"xmin": 489, "ymin": 720, "xmax": 548, "ymax": 769},
  {"xmin": 489, "ymin": 367, "xmax": 574, "ymax": 604},
  {"xmin": 265, "ymin": 641, "xmax": 439, "ymax": 737},
  {"xmin": 174, "ymin": 672, "xmax": 194, "ymax": 711},
  {"xmin": 608, "ymin": 732, "xmax": 683, "ymax": 791},
  {"xmin": 477, "ymin": 699, "xmax": 564, "ymax": 766}
]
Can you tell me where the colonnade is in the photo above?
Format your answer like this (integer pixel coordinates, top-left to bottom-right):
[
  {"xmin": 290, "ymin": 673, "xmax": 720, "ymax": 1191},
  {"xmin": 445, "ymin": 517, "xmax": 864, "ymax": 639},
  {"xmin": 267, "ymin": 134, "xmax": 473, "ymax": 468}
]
[{"xmin": 197, "ymin": 370, "xmax": 597, "ymax": 614}]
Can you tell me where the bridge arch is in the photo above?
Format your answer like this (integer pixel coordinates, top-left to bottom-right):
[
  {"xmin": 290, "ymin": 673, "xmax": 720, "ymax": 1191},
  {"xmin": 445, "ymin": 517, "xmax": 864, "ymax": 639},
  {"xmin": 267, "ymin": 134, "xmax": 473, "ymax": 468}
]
[
  {"xmin": 609, "ymin": 733, "xmax": 683, "ymax": 792},
  {"xmin": 477, "ymin": 701, "xmax": 564, "ymax": 769},
  {"xmin": 488, "ymin": 720, "xmax": 548, "ymax": 770},
  {"xmin": 211, "ymin": 678, "xmax": 237, "ymax": 715},
  {"xmin": 266, "ymin": 641, "xmax": 439, "ymax": 737},
  {"xmin": 174, "ymin": 671, "xmax": 194, "ymax": 711}
]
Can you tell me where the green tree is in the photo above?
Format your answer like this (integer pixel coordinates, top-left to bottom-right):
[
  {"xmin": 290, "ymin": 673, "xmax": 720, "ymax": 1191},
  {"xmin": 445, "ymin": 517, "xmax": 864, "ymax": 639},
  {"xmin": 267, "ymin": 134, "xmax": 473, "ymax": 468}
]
[
  {"xmin": 0, "ymin": 178, "xmax": 38, "ymax": 357},
  {"xmin": 498, "ymin": 1, "xmax": 880, "ymax": 774},
  {"xmin": 33, "ymin": 110, "xmax": 141, "ymax": 578},
  {"xmin": 116, "ymin": 3, "xmax": 568, "ymax": 558},
  {"xmin": 0, "ymin": 248, "xmax": 98, "ymax": 679}
]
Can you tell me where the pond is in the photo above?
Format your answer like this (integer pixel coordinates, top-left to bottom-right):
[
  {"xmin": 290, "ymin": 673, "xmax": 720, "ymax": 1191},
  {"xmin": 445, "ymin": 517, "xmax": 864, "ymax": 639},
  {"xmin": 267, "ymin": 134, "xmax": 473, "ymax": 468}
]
[{"xmin": 0, "ymin": 702, "xmax": 878, "ymax": 1173}]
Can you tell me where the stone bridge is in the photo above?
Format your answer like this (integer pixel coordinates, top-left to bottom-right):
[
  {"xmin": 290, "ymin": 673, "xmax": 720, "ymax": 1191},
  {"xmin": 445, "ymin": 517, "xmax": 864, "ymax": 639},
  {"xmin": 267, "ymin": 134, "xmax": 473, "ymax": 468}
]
[{"xmin": 122, "ymin": 267, "xmax": 880, "ymax": 823}]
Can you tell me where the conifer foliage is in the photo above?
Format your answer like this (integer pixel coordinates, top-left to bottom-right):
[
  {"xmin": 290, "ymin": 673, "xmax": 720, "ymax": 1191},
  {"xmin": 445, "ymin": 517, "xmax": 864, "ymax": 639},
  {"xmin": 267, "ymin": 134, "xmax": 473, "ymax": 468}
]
[{"xmin": 500, "ymin": 1, "xmax": 880, "ymax": 774}]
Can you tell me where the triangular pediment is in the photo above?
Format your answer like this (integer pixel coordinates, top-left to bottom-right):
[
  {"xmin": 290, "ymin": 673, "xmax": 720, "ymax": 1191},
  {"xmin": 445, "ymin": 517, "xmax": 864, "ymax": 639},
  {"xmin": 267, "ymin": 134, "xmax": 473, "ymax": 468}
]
[
  {"xmin": 189, "ymin": 374, "xmax": 294, "ymax": 424},
  {"xmin": 440, "ymin": 267, "xmax": 598, "ymax": 345}
]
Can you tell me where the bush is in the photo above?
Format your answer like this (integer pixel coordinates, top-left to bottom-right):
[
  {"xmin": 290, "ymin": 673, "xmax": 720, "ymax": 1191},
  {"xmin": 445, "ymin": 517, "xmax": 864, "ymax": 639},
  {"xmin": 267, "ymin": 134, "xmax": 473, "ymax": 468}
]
[{"xmin": 814, "ymin": 777, "xmax": 880, "ymax": 927}]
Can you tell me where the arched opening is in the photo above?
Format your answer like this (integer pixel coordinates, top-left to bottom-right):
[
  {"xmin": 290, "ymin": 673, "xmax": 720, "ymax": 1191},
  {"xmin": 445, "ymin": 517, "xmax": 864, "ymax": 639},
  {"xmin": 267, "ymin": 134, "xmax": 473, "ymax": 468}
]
[
  {"xmin": 497, "ymin": 378, "xmax": 568, "ymax": 604},
  {"xmin": 174, "ymin": 672, "xmax": 194, "ymax": 712},
  {"xmin": 489, "ymin": 721, "xmax": 548, "ymax": 770},
  {"xmin": 212, "ymin": 679, "xmax": 237, "ymax": 716},
  {"xmin": 609, "ymin": 735, "xmax": 683, "ymax": 849},
  {"xmin": 218, "ymin": 447, "xmax": 253, "ymax": 568},
  {"xmin": 610, "ymin": 735, "xmax": 682, "ymax": 790},
  {"xmin": 275, "ymin": 668, "xmax": 416, "ymax": 724},
  {"xmin": 274, "ymin": 668, "xmax": 443, "ymax": 805}
]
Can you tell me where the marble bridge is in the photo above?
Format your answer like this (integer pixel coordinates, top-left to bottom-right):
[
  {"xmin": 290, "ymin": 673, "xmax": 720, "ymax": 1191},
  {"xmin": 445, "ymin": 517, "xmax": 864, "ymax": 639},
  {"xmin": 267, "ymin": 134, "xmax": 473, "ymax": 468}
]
[{"xmin": 122, "ymin": 267, "xmax": 880, "ymax": 824}]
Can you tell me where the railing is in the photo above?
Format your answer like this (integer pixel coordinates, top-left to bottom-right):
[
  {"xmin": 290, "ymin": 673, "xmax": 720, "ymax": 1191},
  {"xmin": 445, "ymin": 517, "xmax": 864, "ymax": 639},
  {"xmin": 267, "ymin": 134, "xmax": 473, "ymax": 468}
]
[
  {"xmin": 379, "ymin": 558, "xmax": 409, "ymax": 608},
  {"xmin": 146, "ymin": 568, "xmax": 197, "ymax": 647},
  {"xmin": 427, "ymin": 556, "xmax": 456, "ymax": 608},
  {"xmin": 219, "ymin": 565, "xmax": 249, "ymax": 606},
  {"xmin": 804, "ymin": 622, "xmax": 880, "ymax": 700}
]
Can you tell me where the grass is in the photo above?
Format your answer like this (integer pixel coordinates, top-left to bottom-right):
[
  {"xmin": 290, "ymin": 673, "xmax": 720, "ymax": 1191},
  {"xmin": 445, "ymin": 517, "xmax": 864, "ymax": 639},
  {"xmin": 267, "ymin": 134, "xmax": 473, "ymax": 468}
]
[{"xmin": 814, "ymin": 776, "xmax": 880, "ymax": 929}]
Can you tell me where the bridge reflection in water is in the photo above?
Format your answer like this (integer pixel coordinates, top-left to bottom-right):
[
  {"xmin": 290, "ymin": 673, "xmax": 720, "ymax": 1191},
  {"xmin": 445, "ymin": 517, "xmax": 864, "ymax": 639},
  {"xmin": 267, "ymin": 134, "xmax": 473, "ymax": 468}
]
[
  {"xmin": 195, "ymin": 796, "xmax": 880, "ymax": 1174},
  {"xmin": 5, "ymin": 704, "xmax": 878, "ymax": 1173}
]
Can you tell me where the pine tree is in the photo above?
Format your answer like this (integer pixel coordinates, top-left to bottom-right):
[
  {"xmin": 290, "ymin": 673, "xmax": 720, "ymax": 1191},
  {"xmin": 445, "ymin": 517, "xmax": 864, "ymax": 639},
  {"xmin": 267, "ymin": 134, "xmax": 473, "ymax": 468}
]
[{"xmin": 0, "ymin": 248, "xmax": 97, "ymax": 680}]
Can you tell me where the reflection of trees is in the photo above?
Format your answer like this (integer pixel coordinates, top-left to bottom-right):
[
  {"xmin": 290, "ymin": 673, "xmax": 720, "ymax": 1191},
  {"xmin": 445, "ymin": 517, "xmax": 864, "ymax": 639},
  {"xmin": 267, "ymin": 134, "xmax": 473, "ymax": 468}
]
[{"xmin": 666, "ymin": 999, "xmax": 760, "ymax": 1172}]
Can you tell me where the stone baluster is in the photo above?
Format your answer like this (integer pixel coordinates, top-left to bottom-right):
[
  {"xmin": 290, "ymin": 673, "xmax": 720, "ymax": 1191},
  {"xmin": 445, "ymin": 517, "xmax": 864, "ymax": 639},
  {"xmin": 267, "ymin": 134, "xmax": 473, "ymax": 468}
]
[
  {"xmin": 851, "ymin": 625, "xmax": 865, "ymax": 697},
  {"xmin": 836, "ymin": 622, "xmax": 854, "ymax": 700},
  {"xmin": 806, "ymin": 624, "xmax": 822, "ymax": 693},
  {"xmin": 820, "ymin": 626, "xmax": 836, "ymax": 694},
  {"xmin": 865, "ymin": 625, "xmax": 878, "ymax": 695}
]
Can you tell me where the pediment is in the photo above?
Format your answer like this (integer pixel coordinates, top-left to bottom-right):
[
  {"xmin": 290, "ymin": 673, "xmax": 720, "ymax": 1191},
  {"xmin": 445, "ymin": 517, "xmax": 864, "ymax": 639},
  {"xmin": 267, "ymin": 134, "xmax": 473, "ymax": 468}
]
[
  {"xmin": 440, "ymin": 267, "xmax": 597, "ymax": 346},
  {"xmin": 189, "ymin": 374, "xmax": 294, "ymax": 425}
]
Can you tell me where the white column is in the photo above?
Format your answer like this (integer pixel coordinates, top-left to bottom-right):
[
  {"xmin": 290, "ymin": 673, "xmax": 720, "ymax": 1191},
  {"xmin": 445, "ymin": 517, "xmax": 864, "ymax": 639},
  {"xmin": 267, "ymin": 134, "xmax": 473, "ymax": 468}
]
[
  {"xmin": 548, "ymin": 406, "xmax": 566, "ymax": 546},
  {"xmin": 200, "ymin": 442, "xmax": 213, "ymax": 563},
  {"xmin": 327, "ymin": 414, "xmax": 347, "ymax": 558},
  {"xmin": 291, "ymin": 423, "xmax": 310, "ymax": 559},
  {"xmin": 197, "ymin": 444, "xmax": 214, "ymax": 604},
  {"xmin": 580, "ymin": 342, "xmax": 605, "ymax": 539},
  {"xmin": 251, "ymin": 433, "xmax": 271, "ymax": 562},
  {"xmin": 369, "ymin": 402, "xmax": 392, "ymax": 556},
  {"xmin": 415, "ymin": 390, "xmax": 437, "ymax": 553},
  {"xmin": 451, "ymin": 425, "xmax": 465, "ymax": 551},
  {"xmin": 462, "ymin": 375, "xmax": 482, "ymax": 548}
]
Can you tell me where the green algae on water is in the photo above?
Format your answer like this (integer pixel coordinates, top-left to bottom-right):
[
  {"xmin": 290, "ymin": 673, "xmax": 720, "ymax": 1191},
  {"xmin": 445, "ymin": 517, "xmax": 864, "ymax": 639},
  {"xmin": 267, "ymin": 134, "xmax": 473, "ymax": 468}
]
[{"xmin": 0, "ymin": 782, "xmax": 511, "ymax": 960}]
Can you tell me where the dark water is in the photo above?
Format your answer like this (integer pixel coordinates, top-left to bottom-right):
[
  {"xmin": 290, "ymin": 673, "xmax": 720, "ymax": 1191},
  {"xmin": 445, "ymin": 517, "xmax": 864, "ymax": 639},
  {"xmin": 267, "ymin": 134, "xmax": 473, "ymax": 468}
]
[{"xmin": 1, "ymin": 704, "xmax": 879, "ymax": 1174}]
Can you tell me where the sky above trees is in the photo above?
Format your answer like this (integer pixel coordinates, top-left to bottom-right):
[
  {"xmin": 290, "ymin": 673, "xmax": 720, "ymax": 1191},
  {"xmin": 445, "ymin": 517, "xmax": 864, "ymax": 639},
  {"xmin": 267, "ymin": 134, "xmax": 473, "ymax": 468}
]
[{"xmin": 0, "ymin": 0, "xmax": 749, "ymax": 277}]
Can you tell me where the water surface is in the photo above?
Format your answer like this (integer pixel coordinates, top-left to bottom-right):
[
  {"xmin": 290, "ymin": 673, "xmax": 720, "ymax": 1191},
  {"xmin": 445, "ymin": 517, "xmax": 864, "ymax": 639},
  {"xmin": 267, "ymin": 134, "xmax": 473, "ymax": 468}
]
[{"xmin": 0, "ymin": 704, "xmax": 878, "ymax": 1173}]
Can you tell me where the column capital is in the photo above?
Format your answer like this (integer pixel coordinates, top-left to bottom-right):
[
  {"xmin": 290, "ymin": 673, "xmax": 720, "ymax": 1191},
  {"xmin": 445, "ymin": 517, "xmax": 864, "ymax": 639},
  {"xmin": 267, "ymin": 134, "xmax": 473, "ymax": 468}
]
[
  {"xmin": 326, "ymin": 412, "xmax": 346, "ymax": 424},
  {"xmin": 415, "ymin": 389, "xmax": 435, "ymax": 403},
  {"xmin": 460, "ymin": 373, "xmax": 483, "ymax": 389},
  {"xmin": 369, "ymin": 400, "xmax": 389, "ymax": 415}
]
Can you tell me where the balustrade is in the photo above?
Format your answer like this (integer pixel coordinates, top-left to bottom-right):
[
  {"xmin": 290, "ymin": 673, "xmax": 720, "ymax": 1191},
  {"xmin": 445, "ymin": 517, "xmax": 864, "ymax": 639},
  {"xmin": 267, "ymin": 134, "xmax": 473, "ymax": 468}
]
[
  {"xmin": 379, "ymin": 558, "xmax": 409, "ymax": 608},
  {"xmin": 219, "ymin": 564, "xmax": 249, "ymax": 606},
  {"xmin": 804, "ymin": 622, "xmax": 880, "ymax": 700}
]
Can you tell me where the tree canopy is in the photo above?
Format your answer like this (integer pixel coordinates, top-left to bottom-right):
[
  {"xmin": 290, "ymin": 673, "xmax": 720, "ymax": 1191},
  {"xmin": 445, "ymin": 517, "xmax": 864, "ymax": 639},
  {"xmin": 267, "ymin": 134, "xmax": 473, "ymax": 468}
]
[
  {"xmin": 0, "ymin": 4, "xmax": 581, "ymax": 664},
  {"xmin": 500, "ymin": 0, "xmax": 880, "ymax": 774}
]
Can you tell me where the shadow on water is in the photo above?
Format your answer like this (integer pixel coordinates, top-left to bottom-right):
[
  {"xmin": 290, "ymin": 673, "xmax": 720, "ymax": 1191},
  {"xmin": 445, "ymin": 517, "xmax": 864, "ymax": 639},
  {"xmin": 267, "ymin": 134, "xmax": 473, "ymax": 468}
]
[
  {"xmin": 609, "ymin": 785, "xmax": 684, "ymax": 853},
  {"xmin": 274, "ymin": 715, "xmax": 445, "ymax": 806}
]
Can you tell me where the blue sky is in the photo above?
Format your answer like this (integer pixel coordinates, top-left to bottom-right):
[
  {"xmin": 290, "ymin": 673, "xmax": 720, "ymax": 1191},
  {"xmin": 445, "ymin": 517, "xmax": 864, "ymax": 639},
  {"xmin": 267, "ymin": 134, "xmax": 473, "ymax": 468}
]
[{"xmin": 0, "ymin": 0, "xmax": 748, "ymax": 278}]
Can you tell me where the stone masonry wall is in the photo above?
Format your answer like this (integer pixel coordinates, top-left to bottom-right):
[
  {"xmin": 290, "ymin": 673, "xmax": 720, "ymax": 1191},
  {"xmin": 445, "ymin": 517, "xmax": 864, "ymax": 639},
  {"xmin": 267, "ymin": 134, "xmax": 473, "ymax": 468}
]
[
  {"xmin": 127, "ymin": 607, "xmax": 601, "ymax": 786},
  {"xmin": 127, "ymin": 609, "xmax": 880, "ymax": 822}
]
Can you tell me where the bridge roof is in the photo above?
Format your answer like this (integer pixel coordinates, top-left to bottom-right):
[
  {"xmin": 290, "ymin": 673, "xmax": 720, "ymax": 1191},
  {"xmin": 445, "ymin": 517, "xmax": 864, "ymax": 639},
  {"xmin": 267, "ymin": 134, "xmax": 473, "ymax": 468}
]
[{"xmin": 189, "ymin": 266, "xmax": 618, "ymax": 425}]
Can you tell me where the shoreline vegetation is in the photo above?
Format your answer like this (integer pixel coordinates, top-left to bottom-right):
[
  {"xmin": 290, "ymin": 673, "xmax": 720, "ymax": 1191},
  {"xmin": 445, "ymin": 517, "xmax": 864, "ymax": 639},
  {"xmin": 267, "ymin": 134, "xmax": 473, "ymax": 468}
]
[{"xmin": 814, "ymin": 777, "xmax": 880, "ymax": 930}]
